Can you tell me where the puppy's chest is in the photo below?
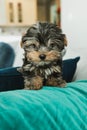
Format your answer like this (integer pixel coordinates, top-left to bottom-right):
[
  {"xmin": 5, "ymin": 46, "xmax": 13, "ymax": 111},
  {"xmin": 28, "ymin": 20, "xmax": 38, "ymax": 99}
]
[
  {"xmin": 36, "ymin": 68, "xmax": 52, "ymax": 79},
  {"xmin": 34, "ymin": 65, "xmax": 61, "ymax": 79}
]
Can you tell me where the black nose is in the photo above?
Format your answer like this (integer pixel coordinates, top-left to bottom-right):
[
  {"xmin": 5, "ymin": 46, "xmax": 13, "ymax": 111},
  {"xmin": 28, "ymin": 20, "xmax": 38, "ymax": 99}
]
[{"xmin": 39, "ymin": 54, "xmax": 46, "ymax": 60}]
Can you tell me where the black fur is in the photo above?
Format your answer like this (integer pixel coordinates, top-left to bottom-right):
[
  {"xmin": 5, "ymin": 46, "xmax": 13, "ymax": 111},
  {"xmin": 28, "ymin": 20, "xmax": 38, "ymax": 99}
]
[{"xmin": 18, "ymin": 22, "xmax": 67, "ymax": 90}]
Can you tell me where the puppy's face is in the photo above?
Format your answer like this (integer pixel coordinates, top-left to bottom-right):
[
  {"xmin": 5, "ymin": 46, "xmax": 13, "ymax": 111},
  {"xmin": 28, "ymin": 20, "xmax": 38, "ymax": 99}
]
[{"xmin": 21, "ymin": 22, "xmax": 67, "ymax": 67}]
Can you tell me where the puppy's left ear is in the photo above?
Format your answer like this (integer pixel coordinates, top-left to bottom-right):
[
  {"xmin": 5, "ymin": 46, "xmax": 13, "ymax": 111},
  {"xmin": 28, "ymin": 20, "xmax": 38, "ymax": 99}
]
[{"xmin": 62, "ymin": 34, "xmax": 68, "ymax": 46}]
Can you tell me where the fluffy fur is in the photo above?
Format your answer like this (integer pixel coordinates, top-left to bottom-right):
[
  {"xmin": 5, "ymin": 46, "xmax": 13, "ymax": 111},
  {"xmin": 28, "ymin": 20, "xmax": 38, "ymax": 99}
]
[{"xmin": 18, "ymin": 22, "xmax": 67, "ymax": 90}]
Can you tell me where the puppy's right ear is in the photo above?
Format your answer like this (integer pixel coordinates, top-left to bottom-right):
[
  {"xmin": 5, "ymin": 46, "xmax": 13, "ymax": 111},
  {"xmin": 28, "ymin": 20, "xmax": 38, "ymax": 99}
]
[
  {"xmin": 20, "ymin": 41, "xmax": 23, "ymax": 48},
  {"xmin": 20, "ymin": 32, "xmax": 26, "ymax": 48},
  {"xmin": 20, "ymin": 40, "xmax": 23, "ymax": 48}
]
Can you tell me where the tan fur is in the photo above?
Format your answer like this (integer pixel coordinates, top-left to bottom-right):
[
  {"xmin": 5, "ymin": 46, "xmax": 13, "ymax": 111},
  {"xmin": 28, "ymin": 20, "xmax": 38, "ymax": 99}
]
[
  {"xmin": 18, "ymin": 22, "xmax": 67, "ymax": 90},
  {"xmin": 26, "ymin": 50, "xmax": 61, "ymax": 63},
  {"xmin": 24, "ymin": 76, "xmax": 43, "ymax": 90},
  {"xmin": 46, "ymin": 76, "xmax": 66, "ymax": 87}
]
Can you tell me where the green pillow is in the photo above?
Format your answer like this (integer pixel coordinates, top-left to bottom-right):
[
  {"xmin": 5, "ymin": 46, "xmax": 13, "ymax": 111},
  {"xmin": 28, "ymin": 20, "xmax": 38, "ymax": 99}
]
[{"xmin": 0, "ymin": 80, "xmax": 87, "ymax": 130}]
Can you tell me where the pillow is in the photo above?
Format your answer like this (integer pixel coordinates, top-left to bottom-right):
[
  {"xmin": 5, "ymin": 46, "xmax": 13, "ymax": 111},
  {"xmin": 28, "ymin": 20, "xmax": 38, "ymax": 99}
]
[
  {"xmin": 0, "ymin": 42, "xmax": 15, "ymax": 68},
  {"xmin": 62, "ymin": 56, "xmax": 80, "ymax": 82},
  {"xmin": 0, "ymin": 67, "xmax": 24, "ymax": 92},
  {"xmin": 0, "ymin": 80, "xmax": 87, "ymax": 130},
  {"xmin": 0, "ymin": 57, "xmax": 80, "ymax": 92}
]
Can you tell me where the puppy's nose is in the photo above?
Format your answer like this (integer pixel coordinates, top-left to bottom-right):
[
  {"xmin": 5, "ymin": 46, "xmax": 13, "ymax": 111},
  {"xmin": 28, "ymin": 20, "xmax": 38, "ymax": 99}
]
[{"xmin": 39, "ymin": 54, "xmax": 46, "ymax": 60}]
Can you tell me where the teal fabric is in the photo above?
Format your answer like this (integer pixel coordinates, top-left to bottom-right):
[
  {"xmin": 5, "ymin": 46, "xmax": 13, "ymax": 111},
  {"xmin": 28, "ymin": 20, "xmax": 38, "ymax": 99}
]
[{"xmin": 0, "ymin": 80, "xmax": 87, "ymax": 130}]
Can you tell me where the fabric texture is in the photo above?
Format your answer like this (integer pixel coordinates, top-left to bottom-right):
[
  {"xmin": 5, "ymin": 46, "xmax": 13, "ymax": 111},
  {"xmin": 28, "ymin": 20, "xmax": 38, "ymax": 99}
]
[
  {"xmin": 0, "ymin": 42, "xmax": 15, "ymax": 68},
  {"xmin": 0, "ymin": 57, "xmax": 80, "ymax": 92},
  {"xmin": 0, "ymin": 67, "xmax": 24, "ymax": 91},
  {"xmin": 0, "ymin": 80, "xmax": 87, "ymax": 130},
  {"xmin": 62, "ymin": 56, "xmax": 80, "ymax": 82}
]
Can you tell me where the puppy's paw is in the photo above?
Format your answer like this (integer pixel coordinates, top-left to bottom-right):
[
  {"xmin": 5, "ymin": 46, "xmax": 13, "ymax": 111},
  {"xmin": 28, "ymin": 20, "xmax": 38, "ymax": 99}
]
[
  {"xmin": 24, "ymin": 76, "xmax": 43, "ymax": 90},
  {"xmin": 58, "ymin": 80, "xmax": 67, "ymax": 87},
  {"xmin": 46, "ymin": 77, "xmax": 66, "ymax": 88}
]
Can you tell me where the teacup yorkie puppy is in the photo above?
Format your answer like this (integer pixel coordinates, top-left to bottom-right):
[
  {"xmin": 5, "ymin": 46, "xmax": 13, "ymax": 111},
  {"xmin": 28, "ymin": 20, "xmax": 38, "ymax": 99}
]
[{"xmin": 18, "ymin": 22, "xmax": 67, "ymax": 90}]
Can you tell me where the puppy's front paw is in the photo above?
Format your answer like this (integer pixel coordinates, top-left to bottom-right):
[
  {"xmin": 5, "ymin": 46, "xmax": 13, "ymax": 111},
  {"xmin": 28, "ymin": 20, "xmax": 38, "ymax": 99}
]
[
  {"xmin": 24, "ymin": 76, "xmax": 43, "ymax": 90},
  {"xmin": 46, "ymin": 77, "xmax": 66, "ymax": 88},
  {"xmin": 58, "ymin": 80, "xmax": 67, "ymax": 87}
]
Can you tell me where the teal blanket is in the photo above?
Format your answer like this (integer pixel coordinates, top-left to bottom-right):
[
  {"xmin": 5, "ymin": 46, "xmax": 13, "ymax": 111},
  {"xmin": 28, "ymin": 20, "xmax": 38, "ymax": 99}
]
[{"xmin": 0, "ymin": 80, "xmax": 87, "ymax": 130}]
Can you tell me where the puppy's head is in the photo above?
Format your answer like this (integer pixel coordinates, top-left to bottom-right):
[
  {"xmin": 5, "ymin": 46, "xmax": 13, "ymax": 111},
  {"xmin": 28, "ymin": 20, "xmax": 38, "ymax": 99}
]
[{"xmin": 21, "ymin": 22, "xmax": 67, "ymax": 67}]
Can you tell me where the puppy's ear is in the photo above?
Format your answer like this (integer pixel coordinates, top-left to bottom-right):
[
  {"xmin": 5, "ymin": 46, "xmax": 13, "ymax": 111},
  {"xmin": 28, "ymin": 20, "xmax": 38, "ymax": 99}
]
[
  {"xmin": 63, "ymin": 35, "xmax": 68, "ymax": 46},
  {"xmin": 56, "ymin": 26, "xmax": 68, "ymax": 46},
  {"xmin": 20, "ymin": 32, "xmax": 26, "ymax": 48},
  {"xmin": 60, "ymin": 34, "xmax": 67, "ymax": 47},
  {"xmin": 20, "ymin": 41, "xmax": 23, "ymax": 48}
]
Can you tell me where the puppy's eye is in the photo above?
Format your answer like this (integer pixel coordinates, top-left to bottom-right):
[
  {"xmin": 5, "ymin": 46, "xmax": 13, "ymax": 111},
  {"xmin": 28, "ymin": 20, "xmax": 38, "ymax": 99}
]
[
  {"xmin": 29, "ymin": 44, "xmax": 36, "ymax": 49},
  {"xmin": 50, "ymin": 43, "xmax": 56, "ymax": 48}
]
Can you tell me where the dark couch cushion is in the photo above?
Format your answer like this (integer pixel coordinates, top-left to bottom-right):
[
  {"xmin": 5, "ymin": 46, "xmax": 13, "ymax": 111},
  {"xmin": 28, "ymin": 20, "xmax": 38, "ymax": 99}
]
[
  {"xmin": 0, "ymin": 57, "xmax": 80, "ymax": 92},
  {"xmin": 0, "ymin": 42, "xmax": 15, "ymax": 68},
  {"xmin": 62, "ymin": 57, "xmax": 80, "ymax": 82}
]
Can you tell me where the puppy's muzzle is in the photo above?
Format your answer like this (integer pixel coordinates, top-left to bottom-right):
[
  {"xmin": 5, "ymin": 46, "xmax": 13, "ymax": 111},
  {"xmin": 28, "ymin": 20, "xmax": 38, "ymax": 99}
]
[{"xmin": 39, "ymin": 54, "xmax": 46, "ymax": 60}]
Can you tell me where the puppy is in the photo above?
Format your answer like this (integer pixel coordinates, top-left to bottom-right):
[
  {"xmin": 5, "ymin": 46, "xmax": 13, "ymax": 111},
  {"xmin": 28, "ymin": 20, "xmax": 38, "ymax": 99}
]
[{"xmin": 18, "ymin": 22, "xmax": 67, "ymax": 90}]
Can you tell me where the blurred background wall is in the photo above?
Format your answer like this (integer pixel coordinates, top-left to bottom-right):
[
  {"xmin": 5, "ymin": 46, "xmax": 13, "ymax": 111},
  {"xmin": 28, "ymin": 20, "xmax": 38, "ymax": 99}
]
[
  {"xmin": 0, "ymin": 0, "xmax": 87, "ymax": 77},
  {"xmin": 61, "ymin": 0, "xmax": 87, "ymax": 49},
  {"xmin": 0, "ymin": 0, "xmax": 60, "ymax": 35},
  {"xmin": 61, "ymin": 0, "xmax": 87, "ymax": 80},
  {"xmin": 0, "ymin": 0, "xmax": 87, "ymax": 49}
]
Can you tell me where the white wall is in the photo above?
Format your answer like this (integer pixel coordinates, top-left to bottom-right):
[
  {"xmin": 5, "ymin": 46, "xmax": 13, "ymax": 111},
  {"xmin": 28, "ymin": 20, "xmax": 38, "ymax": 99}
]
[
  {"xmin": 61, "ymin": 0, "xmax": 87, "ymax": 49},
  {"xmin": 61, "ymin": 0, "xmax": 87, "ymax": 80},
  {"xmin": 0, "ymin": 0, "xmax": 7, "ymax": 24}
]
